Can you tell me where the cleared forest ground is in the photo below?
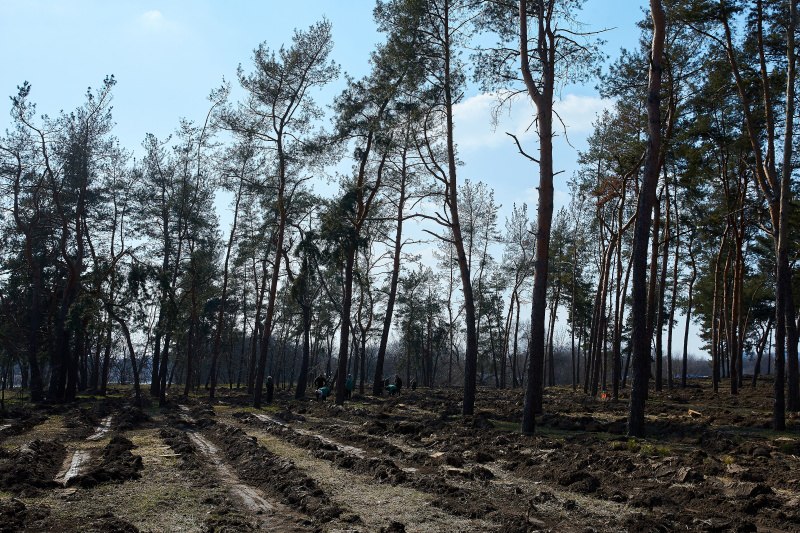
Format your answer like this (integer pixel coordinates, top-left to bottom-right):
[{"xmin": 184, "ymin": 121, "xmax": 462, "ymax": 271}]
[{"xmin": 0, "ymin": 380, "xmax": 799, "ymax": 532}]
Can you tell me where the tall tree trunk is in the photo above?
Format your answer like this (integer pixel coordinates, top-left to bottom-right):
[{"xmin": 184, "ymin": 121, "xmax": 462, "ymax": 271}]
[
  {"xmin": 254, "ymin": 205, "xmax": 285, "ymax": 409},
  {"xmin": 620, "ymin": 252, "xmax": 634, "ymax": 388},
  {"xmin": 681, "ymin": 231, "xmax": 697, "ymax": 388},
  {"xmin": 546, "ymin": 282, "xmax": 561, "ymax": 387},
  {"xmin": 666, "ymin": 175, "xmax": 681, "ymax": 390},
  {"xmin": 519, "ymin": 0, "xmax": 557, "ymax": 434},
  {"xmin": 373, "ymin": 163, "xmax": 407, "ymax": 396},
  {"xmin": 782, "ymin": 0, "xmax": 800, "ymax": 412},
  {"xmin": 439, "ymin": 4, "xmax": 478, "ymax": 415},
  {"xmin": 108, "ymin": 306, "xmax": 142, "ymax": 404},
  {"xmin": 209, "ymin": 179, "xmax": 244, "ymax": 399},
  {"xmin": 628, "ymin": 0, "xmax": 665, "ymax": 438},
  {"xmin": 655, "ymin": 187, "xmax": 669, "ymax": 392},
  {"xmin": 99, "ymin": 322, "xmax": 112, "ymax": 396},
  {"xmin": 753, "ymin": 319, "xmax": 773, "ymax": 387},
  {"xmin": 513, "ymin": 292, "xmax": 521, "ymax": 388},
  {"xmin": 648, "ymin": 194, "xmax": 662, "ymax": 392}
]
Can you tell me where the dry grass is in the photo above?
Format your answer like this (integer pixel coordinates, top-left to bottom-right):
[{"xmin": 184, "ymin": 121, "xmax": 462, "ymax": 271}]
[
  {"xmin": 22, "ymin": 427, "xmax": 222, "ymax": 533},
  {"xmin": 1, "ymin": 415, "xmax": 65, "ymax": 451}
]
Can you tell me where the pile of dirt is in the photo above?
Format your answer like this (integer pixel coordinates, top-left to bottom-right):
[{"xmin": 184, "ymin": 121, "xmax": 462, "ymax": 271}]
[
  {"xmin": 114, "ymin": 405, "xmax": 150, "ymax": 431},
  {"xmin": 202, "ymin": 494, "xmax": 258, "ymax": 532},
  {"xmin": 206, "ymin": 422, "xmax": 342, "ymax": 524},
  {"xmin": 68, "ymin": 435, "xmax": 143, "ymax": 488},
  {"xmin": 63, "ymin": 406, "xmax": 101, "ymax": 440},
  {"xmin": 0, "ymin": 498, "xmax": 27, "ymax": 532},
  {"xmin": 77, "ymin": 512, "xmax": 140, "ymax": 533},
  {"xmin": 159, "ymin": 427, "xmax": 204, "ymax": 470},
  {"xmin": 0, "ymin": 407, "xmax": 46, "ymax": 442},
  {"xmin": 0, "ymin": 498, "xmax": 50, "ymax": 532},
  {"xmin": 0, "ymin": 439, "xmax": 66, "ymax": 496}
]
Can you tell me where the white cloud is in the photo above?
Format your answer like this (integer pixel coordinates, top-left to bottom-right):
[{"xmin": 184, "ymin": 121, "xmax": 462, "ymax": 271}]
[
  {"xmin": 523, "ymin": 185, "xmax": 539, "ymax": 206},
  {"xmin": 453, "ymin": 92, "xmax": 612, "ymax": 152},
  {"xmin": 141, "ymin": 10, "xmax": 163, "ymax": 25},
  {"xmin": 139, "ymin": 10, "xmax": 174, "ymax": 32},
  {"xmin": 553, "ymin": 93, "xmax": 611, "ymax": 135}
]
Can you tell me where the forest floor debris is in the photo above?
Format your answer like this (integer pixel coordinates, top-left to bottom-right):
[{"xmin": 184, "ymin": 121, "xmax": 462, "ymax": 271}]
[{"xmin": 0, "ymin": 380, "xmax": 797, "ymax": 531}]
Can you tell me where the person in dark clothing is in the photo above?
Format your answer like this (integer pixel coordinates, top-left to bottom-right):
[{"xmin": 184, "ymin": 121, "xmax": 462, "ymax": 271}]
[
  {"xmin": 266, "ymin": 376, "xmax": 274, "ymax": 403},
  {"xmin": 410, "ymin": 379, "xmax": 417, "ymax": 391},
  {"xmin": 394, "ymin": 374, "xmax": 403, "ymax": 391},
  {"xmin": 315, "ymin": 385, "xmax": 331, "ymax": 401},
  {"xmin": 345, "ymin": 374, "xmax": 354, "ymax": 400},
  {"xmin": 314, "ymin": 375, "xmax": 326, "ymax": 389}
]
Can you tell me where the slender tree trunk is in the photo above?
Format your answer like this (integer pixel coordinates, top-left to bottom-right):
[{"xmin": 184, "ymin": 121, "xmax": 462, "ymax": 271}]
[
  {"xmin": 513, "ymin": 292, "xmax": 521, "ymax": 388},
  {"xmin": 108, "ymin": 306, "xmax": 142, "ymax": 404},
  {"xmin": 628, "ymin": 0, "xmax": 665, "ymax": 438},
  {"xmin": 441, "ymin": 7, "xmax": 478, "ymax": 415},
  {"xmin": 100, "ymin": 323, "xmax": 112, "ymax": 396},
  {"xmin": 711, "ymin": 227, "xmax": 728, "ymax": 392},
  {"xmin": 753, "ymin": 319, "xmax": 773, "ymax": 387},
  {"xmin": 648, "ymin": 195, "xmax": 662, "ymax": 391},
  {"xmin": 209, "ymin": 180, "xmax": 244, "ymax": 399},
  {"xmin": 776, "ymin": 0, "xmax": 799, "ymax": 415},
  {"xmin": 253, "ymin": 216, "xmax": 284, "ymax": 408},
  {"xmin": 546, "ymin": 282, "xmax": 561, "ymax": 387},
  {"xmin": 517, "ymin": 0, "xmax": 557, "ymax": 434},
  {"xmin": 373, "ymin": 167, "xmax": 406, "ymax": 396},
  {"xmin": 613, "ymin": 233, "xmax": 632, "ymax": 399},
  {"xmin": 681, "ymin": 234, "xmax": 697, "ymax": 388},
  {"xmin": 730, "ymin": 231, "xmax": 744, "ymax": 395},
  {"xmin": 620, "ymin": 253, "xmax": 633, "ymax": 388},
  {"xmin": 655, "ymin": 186, "xmax": 669, "ymax": 392},
  {"xmin": 27, "ymin": 265, "xmax": 44, "ymax": 401}
]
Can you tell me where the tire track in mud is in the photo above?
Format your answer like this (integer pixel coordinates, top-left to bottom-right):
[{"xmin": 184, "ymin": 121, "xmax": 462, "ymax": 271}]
[
  {"xmin": 54, "ymin": 416, "xmax": 113, "ymax": 485},
  {"xmin": 86, "ymin": 415, "xmax": 113, "ymax": 441},
  {"xmin": 188, "ymin": 431, "xmax": 310, "ymax": 532},
  {"xmin": 176, "ymin": 405, "xmax": 316, "ymax": 532},
  {"xmin": 54, "ymin": 449, "xmax": 90, "ymax": 486}
]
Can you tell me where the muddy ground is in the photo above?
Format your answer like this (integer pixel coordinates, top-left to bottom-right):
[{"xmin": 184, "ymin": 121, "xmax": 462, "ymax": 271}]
[{"xmin": 0, "ymin": 380, "xmax": 798, "ymax": 532}]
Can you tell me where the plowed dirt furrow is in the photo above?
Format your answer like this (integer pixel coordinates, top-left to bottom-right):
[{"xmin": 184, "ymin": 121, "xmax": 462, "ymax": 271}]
[
  {"xmin": 86, "ymin": 415, "xmax": 113, "ymax": 441},
  {"xmin": 234, "ymin": 410, "xmax": 645, "ymax": 532},
  {"xmin": 55, "ymin": 449, "xmax": 90, "ymax": 485},
  {"xmin": 230, "ymin": 417, "xmax": 500, "ymax": 532},
  {"xmin": 188, "ymin": 431, "xmax": 311, "ymax": 532}
]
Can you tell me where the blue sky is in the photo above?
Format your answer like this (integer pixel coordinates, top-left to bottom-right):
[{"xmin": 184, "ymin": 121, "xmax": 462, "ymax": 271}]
[
  {"xmin": 0, "ymin": 0, "xmax": 643, "ymax": 168},
  {"xmin": 3, "ymin": 1, "xmax": 704, "ymax": 358}
]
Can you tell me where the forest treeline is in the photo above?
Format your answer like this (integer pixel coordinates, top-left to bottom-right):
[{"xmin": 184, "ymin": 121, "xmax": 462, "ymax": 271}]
[{"xmin": 0, "ymin": 0, "xmax": 798, "ymax": 436}]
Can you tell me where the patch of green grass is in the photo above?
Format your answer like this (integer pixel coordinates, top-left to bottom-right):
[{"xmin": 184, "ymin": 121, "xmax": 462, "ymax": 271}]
[
  {"xmin": 639, "ymin": 443, "xmax": 672, "ymax": 456},
  {"xmin": 216, "ymin": 404, "xmax": 280, "ymax": 415},
  {"xmin": 0, "ymin": 394, "xmax": 32, "ymax": 408},
  {"xmin": 610, "ymin": 441, "xmax": 625, "ymax": 451},
  {"xmin": 490, "ymin": 419, "xmax": 520, "ymax": 433},
  {"xmin": 623, "ymin": 438, "xmax": 671, "ymax": 456},
  {"xmin": 775, "ymin": 439, "xmax": 798, "ymax": 454}
]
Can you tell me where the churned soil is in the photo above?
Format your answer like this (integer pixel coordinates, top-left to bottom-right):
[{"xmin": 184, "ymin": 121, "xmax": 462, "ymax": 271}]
[{"xmin": 0, "ymin": 379, "xmax": 797, "ymax": 532}]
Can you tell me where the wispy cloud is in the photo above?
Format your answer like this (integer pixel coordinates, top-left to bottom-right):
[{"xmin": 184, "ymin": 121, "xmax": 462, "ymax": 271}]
[
  {"xmin": 138, "ymin": 10, "xmax": 176, "ymax": 33},
  {"xmin": 453, "ymin": 92, "xmax": 611, "ymax": 151}
]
